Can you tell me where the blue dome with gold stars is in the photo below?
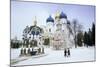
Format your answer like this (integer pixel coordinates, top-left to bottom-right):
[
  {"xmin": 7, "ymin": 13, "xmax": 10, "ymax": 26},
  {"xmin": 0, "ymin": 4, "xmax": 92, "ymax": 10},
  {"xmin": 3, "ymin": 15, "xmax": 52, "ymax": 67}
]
[
  {"xmin": 60, "ymin": 12, "xmax": 67, "ymax": 19},
  {"xmin": 46, "ymin": 15, "xmax": 54, "ymax": 23}
]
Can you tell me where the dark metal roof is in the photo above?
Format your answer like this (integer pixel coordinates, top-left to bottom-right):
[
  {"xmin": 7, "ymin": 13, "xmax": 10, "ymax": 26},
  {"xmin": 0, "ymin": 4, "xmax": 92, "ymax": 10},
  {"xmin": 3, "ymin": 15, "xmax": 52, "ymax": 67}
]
[{"xmin": 46, "ymin": 15, "xmax": 54, "ymax": 23}]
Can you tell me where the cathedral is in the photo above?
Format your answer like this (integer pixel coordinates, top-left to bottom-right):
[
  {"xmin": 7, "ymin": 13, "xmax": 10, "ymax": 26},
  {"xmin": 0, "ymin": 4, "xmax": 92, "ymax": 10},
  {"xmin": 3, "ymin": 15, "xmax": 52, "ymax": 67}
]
[
  {"xmin": 45, "ymin": 11, "xmax": 74, "ymax": 50},
  {"xmin": 20, "ymin": 11, "xmax": 74, "ymax": 56}
]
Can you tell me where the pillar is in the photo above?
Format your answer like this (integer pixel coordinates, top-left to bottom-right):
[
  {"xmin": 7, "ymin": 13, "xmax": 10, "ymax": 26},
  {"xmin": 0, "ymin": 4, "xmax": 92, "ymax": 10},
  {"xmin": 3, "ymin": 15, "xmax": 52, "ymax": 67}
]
[
  {"xmin": 24, "ymin": 48, "xmax": 26, "ymax": 55},
  {"xmin": 42, "ymin": 47, "xmax": 44, "ymax": 54},
  {"xmin": 20, "ymin": 48, "xmax": 24, "ymax": 56}
]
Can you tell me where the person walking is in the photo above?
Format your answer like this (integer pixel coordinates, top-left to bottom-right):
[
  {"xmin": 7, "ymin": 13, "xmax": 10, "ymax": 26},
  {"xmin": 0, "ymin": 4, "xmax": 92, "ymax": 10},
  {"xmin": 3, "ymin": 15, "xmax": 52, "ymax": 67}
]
[
  {"xmin": 68, "ymin": 48, "xmax": 70, "ymax": 57},
  {"xmin": 64, "ymin": 49, "xmax": 67, "ymax": 57}
]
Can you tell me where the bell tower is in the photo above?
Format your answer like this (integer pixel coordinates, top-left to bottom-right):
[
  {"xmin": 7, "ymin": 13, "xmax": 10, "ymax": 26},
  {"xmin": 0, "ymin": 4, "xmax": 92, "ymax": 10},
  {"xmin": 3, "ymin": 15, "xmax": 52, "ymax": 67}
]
[{"xmin": 33, "ymin": 16, "xmax": 37, "ymax": 26}]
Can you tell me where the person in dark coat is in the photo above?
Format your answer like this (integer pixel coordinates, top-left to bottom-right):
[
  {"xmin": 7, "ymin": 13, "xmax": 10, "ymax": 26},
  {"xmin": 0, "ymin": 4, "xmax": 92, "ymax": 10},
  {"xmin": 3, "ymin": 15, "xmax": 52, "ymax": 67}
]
[
  {"xmin": 64, "ymin": 49, "xmax": 67, "ymax": 57},
  {"xmin": 68, "ymin": 48, "xmax": 70, "ymax": 57}
]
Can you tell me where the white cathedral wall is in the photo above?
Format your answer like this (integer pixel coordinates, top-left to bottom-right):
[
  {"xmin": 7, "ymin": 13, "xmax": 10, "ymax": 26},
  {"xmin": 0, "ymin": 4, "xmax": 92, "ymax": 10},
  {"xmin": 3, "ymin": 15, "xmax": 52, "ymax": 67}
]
[
  {"xmin": 46, "ymin": 22, "xmax": 55, "ymax": 33},
  {"xmin": 45, "ymin": 19, "xmax": 74, "ymax": 49},
  {"xmin": 60, "ymin": 18, "xmax": 67, "ymax": 24},
  {"xmin": 60, "ymin": 18, "xmax": 67, "ymax": 30}
]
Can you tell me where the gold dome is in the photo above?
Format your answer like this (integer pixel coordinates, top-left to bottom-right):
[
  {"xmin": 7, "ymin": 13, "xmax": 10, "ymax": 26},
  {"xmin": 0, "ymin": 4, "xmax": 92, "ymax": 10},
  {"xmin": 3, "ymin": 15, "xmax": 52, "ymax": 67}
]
[{"xmin": 55, "ymin": 11, "xmax": 60, "ymax": 19}]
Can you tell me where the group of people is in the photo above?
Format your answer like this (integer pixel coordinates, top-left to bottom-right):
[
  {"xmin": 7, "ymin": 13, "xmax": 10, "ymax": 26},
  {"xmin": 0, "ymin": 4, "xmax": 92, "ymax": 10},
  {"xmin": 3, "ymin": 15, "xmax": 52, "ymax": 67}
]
[{"xmin": 64, "ymin": 48, "xmax": 70, "ymax": 57}]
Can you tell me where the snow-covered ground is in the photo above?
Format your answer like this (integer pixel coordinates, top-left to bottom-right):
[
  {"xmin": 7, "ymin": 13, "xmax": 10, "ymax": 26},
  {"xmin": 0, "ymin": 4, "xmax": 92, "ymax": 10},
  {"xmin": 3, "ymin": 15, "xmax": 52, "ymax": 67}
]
[
  {"xmin": 11, "ymin": 47, "xmax": 95, "ymax": 66},
  {"xmin": 11, "ymin": 48, "xmax": 21, "ymax": 60}
]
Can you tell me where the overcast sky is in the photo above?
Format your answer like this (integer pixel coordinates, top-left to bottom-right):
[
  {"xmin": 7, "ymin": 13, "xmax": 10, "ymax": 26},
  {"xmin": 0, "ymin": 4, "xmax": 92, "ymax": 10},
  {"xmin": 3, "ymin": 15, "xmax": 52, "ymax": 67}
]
[{"xmin": 11, "ymin": 1, "xmax": 95, "ymax": 40}]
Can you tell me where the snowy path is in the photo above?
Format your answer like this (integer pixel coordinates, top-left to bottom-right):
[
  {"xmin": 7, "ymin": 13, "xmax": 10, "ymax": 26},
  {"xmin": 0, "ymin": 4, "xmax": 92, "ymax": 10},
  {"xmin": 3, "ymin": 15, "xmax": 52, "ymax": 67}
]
[{"xmin": 11, "ymin": 47, "xmax": 95, "ymax": 66}]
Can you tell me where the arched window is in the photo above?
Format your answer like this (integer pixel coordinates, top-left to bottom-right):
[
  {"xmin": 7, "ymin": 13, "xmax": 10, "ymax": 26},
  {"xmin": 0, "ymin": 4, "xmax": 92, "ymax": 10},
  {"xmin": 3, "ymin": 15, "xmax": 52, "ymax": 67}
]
[{"xmin": 49, "ymin": 28, "xmax": 51, "ymax": 32}]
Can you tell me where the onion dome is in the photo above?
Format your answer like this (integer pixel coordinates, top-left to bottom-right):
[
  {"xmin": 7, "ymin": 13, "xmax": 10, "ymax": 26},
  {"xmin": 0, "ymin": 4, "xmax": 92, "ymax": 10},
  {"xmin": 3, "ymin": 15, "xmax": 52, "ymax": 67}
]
[
  {"xmin": 36, "ymin": 31, "xmax": 39, "ymax": 35},
  {"xmin": 30, "ymin": 26, "xmax": 43, "ymax": 36},
  {"xmin": 60, "ymin": 12, "xmax": 67, "ymax": 19},
  {"xmin": 55, "ymin": 11, "xmax": 60, "ymax": 19},
  {"xmin": 31, "ymin": 31, "xmax": 40, "ymax": 35},
  {"xmin": 31, "ymin": 31, "xmax": 35, "ymax": 35},
  {"xmin": 46, "ymin": 15, "xmax": 54, "ymax": 23}
]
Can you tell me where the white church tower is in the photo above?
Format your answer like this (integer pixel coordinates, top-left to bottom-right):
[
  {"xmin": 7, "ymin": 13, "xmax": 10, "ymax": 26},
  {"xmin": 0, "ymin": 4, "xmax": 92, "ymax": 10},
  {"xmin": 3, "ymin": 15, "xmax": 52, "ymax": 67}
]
[
  {"xmin": 46, "ymin": 15, "xmax": 54, "ymax": 34},
  {"xmin": 59, "ymin": 12, "xmax": 67, "ymax": 30}
]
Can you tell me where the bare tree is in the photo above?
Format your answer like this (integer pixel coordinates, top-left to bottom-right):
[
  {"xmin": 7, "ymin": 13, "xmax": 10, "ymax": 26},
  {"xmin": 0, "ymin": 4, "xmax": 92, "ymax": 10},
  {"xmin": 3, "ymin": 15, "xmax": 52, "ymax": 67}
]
[
  {"xmin": 72, "ymin": 19, "xmax": 83, "ymax": 48},
  {"xmin": 72, "ymin": 19, "xmax": 78, "ymax": 48}
]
